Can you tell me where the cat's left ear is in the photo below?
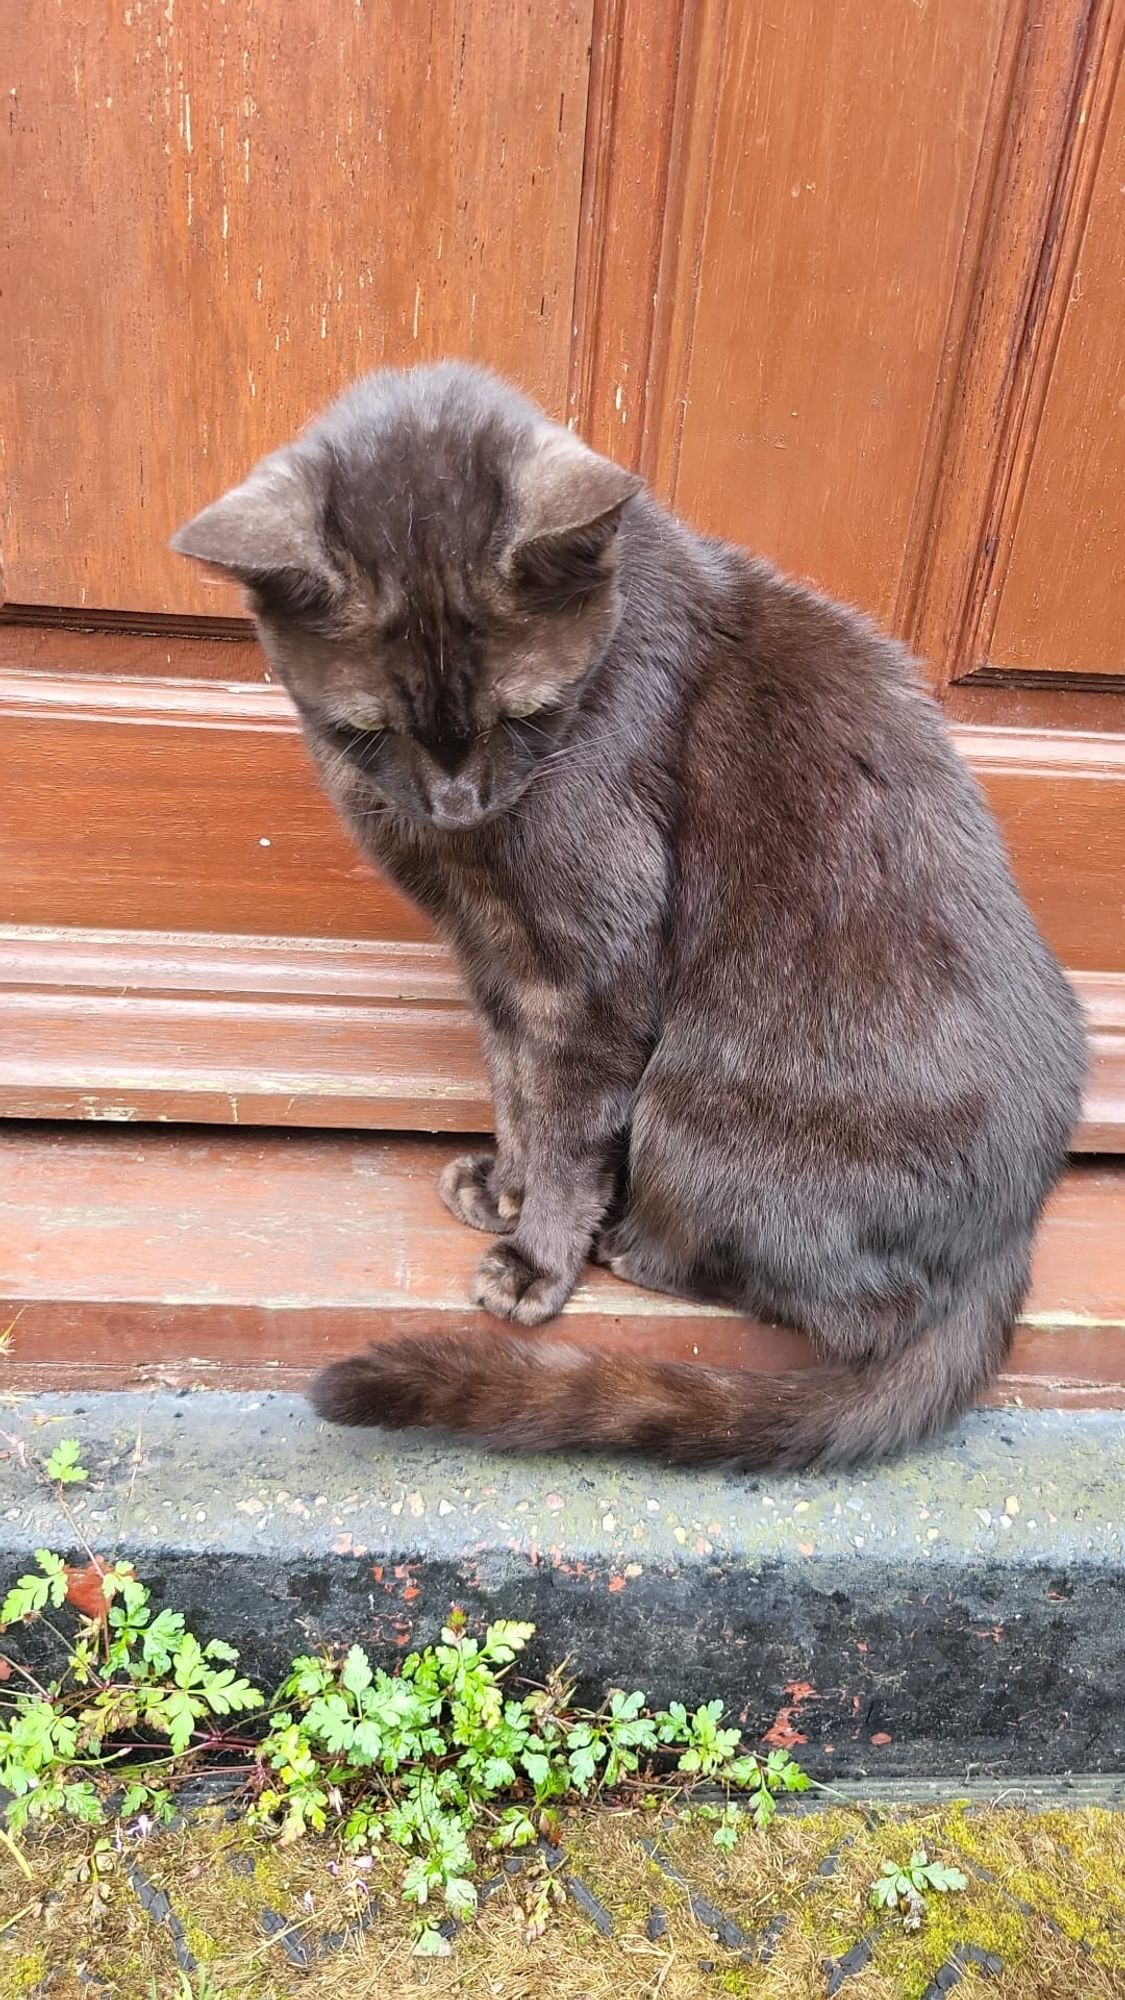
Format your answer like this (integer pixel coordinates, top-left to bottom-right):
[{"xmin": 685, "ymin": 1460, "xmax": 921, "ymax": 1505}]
[
  {"xmin": 509, "ymin": 432, "xmax": 642, "ymax": 604},
  {"xmin": 171, "ymin": 451, "xmax": 339, "ymax": 613}
]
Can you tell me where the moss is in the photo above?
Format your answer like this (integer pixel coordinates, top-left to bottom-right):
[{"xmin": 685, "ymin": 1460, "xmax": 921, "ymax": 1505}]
[
  {"xmin": 953, "ymin": 1807, "xmax": 1125, "ymax": 1969},
  {"xmin": 5, "ymin": 1956, "xmax": 46, "ymax": 1995},
  {"xmin": 3, "ymin": 1799, "xmax": 1124, "ymax": 1999},
  {"xmin": 713, "ymin": 1972, "xmax": 753, "ymax": 1995}
]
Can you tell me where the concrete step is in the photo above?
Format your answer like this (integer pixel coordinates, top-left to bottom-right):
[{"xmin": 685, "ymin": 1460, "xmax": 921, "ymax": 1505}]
[{"xmin": 1, "ymin": 1388, "xmax": 1122, "ymax": 1779}]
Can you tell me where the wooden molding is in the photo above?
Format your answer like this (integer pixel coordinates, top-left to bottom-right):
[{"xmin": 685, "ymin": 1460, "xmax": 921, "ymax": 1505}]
[
  {"xmin": 0, "ymin": 930, "xmax": 487, "ymax": 1132},
  {"xmin": 0, "ymin": 666, "xmax": 293, "ymax": 730},
  {"xmin": 0, "ymin": 924, "xmax": 1119, "ymax": 1149},
  {"xmin": 3, "ymin": 669, "xmax": 1122, "ymax": 1139},
  {"xmin": 905, "ymin": 0, "xmax": 1122, "ymax": 686},
  {"xmin": 1081, "ymin": 973, "xmax": 1125, "ymax": 1152},
  {"xmin": 641, "ymin": 0, "xmax": 730, "ymax": 499}
]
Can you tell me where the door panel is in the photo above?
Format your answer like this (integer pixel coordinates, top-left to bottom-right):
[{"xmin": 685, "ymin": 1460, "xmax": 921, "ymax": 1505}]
[
  {"xmin": 989, "ymin": 61, "xmax": 1124, "ymax": 678},
  {"xmin": 647, "ymin": 0, "xmax": 1011, "ymax": 623},
  {"xmin": 1, "ymin": 0, "xmax": 594, "ymax": 614},
  {"xmin": 1, "ymin": 0, "xmax": 1121, "ymax": 1149}
]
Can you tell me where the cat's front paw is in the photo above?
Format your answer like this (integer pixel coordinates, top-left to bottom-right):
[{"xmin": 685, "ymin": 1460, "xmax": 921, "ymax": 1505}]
[
  {"xmin": 472, "ymin": 1243, "xmax": 573, "ymax": 1326},
  {"xmin": 439, "ymin": 1152, "xmax": 521, "ymax": 1234}
]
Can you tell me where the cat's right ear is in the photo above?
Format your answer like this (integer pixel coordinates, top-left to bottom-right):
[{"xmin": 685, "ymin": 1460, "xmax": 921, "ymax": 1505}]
[
  {"xmin": 170, "ymin": 453, "xmax": 338, "ymax": 615},
  {"xmin": 508, "ymin": 432, "xmax": 642, "ymax": 607}
]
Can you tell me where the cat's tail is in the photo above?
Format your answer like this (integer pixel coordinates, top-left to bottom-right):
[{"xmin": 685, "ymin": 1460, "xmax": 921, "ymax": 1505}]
[{"xmin": 309, "ymin": 1282, "xmax": 1016, "ymax": 1470}]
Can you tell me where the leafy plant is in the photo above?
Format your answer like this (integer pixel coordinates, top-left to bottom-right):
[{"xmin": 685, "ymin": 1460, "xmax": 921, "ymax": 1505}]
[
  {"xmin": 45, "ymin": 1439, "xmax": 88, "ymax": 1487},
  {"xmin": 870, "ymin": 1849, "xmax": 968, "ymax": 1929},
  {"xmin": 0, "ymin": 1436, "xmax": 811, "ymax": 1947}
]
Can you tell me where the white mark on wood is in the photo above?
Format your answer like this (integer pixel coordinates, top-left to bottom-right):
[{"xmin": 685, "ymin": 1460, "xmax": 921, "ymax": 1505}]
[{"xmin": 412, "ymin": 283, "xmax": 422, "ymax": 339}]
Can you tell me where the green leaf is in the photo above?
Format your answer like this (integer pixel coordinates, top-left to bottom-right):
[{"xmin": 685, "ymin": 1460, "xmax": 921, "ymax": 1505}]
[
  {"xmin": 140, "ymin": 1609, "xmax": 186, "ymax": 1674},
  {"xmin": 478, "ymin": 1754, "xmax": 516, "ymax": 1792},
  {"xmin": 1, "ymin": 1551, "xmax": 69, "ymax": 1623},
  {"xmin": 155, "ymin": 1687, "xmax": 203, "ymax": 1755},
  {"xmin": 201, "ymin": 1671, "xmax": 261, "ymax": 1719},
  {"xmin": 444, "ymin": 1875, "xmax": 478, "ymax": 1918},
  {"xmin": 342, "ymin": 1645, "xmax": 374, "ymax": 1697},
  {"xmin": 281, "ymin": 1654, "xmax": 334, "ymax": 1700},
  {"xmin": 62, "ymin": 1780, "xmax": 103, "ymax": 1825},
  {"xmin": 412, "ymin": 1926, "xmax": 452, "ymax": 1958},
  {"xmin": 921, "ymin": 1862, "xmax": 967, "ymax": 1896},
  {"xmin": 307, "ymin": 1693, "xmax": 356, "ymax": 1755},
  {"xmin": 521, "ymin": 1750, "xmax": 552, "ymax": 1789},
  {"xmin": 46, "ymin": 1439, "xmax": 88, "ymax": 1486},
  {"xmin": 481, "ymin": 1620, "xmax": 535, "ymax": 1665},
  {"xmin": 172, "ymin": 1631, "xmax": 207, "ymax": 1690}
]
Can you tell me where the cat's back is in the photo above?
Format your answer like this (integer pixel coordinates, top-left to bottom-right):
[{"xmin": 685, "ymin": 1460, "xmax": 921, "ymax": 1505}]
[{"xmin": 659, "ymin": 536, "xmax": 1083, "ymax": 1094}]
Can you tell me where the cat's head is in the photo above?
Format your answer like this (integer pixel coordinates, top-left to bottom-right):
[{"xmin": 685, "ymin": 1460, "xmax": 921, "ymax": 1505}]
[{"xmin": 171, "ymin": 363, "xmax": 641, "ymax": 830}]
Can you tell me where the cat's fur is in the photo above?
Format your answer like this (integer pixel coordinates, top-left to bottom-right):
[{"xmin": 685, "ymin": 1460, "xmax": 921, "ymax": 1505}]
[{"xmin": 173, "ymin": 361, "xmax": 1086, "ymax": 1469}]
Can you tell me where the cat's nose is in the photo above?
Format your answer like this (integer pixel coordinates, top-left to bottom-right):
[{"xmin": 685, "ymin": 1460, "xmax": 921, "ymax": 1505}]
[{"xmin": 428, "ymin": 776, "xmax": 488, "ymax": 830}]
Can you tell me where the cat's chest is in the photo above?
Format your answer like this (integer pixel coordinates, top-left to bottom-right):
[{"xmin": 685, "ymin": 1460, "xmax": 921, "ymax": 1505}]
[{"xmin": 374, "ymin": 809, "xmax": 664, "ymax": 982}]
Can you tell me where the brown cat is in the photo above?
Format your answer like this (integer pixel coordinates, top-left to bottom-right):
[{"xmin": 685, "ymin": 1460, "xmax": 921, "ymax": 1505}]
[{"xmin": 173, "ymin": 362, "xmax": 1086, "ymax": 1469}]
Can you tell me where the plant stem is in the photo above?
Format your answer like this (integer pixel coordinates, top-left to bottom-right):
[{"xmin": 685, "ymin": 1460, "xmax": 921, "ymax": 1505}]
[{"xmin": 0, "ymin": 1824, "xmax": 33, "ymax": 1880}]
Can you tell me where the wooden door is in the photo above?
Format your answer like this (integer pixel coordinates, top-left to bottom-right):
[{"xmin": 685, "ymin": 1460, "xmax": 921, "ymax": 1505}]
[{"xmin": 2, "ymin": 0, "xmax": 1122, "ymax": 1148}]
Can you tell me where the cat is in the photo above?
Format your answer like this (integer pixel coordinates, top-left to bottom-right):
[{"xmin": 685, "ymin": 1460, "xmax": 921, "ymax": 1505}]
[{"xmin": 172, "ymin": 361, "xmax": 1086, "ymax": 1469}]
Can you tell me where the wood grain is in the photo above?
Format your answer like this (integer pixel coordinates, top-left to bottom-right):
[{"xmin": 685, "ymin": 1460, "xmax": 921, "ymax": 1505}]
[
  {"xmin": 4, "ymin": 669, "xmax": 1122, "ymax": 970},
  {"xmin": 0, "ymin": 671, "xmax": 424, "ymax": 939},
  {"xmin": 0, "ymin": 1128, "xmax": 1120, "ymax": 1404},
  {"xmin": 0, "ymin": 932, "xmax": 488, "ymax": 1133},
  {"xmin": 565, "ymin": 0, "xmax": 688, "ymax": 465},
  {"xmin": 906, "ymin": 0, "xmax": 1121, "ymax": 686},
  {"xmin": 647, "ymin": 0, "xmax": 1010, "ymax": 624},
  {"xmin": 1, "ymin": 0, "xmax": 594, "ymax": 614},
  {"xmin": 989, "ymin": 41, "xmax": 1125, "ymax": 677},
  {"xmin": 1, "ymin": 927, "xmax": 1118, "ymax": 1148}
]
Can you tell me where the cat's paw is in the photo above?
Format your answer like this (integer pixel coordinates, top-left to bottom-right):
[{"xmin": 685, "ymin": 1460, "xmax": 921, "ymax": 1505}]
[
  {"xmin": 472, "ymin": 1243, "xmax": 573, "ymax": 1326},
  {"xmin": 439, "ymin": 1153, "xmax": 520, "ymax": 1234}
]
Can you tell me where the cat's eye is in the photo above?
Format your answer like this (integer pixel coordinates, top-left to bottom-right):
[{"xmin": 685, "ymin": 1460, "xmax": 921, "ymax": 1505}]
[
  {"xmin": 506, "ymin": 697, "xmax": 546, "ymax": 720},
  {"xmin": 330, "ymin": 717, "xmax": 387, "ymax": 746}
]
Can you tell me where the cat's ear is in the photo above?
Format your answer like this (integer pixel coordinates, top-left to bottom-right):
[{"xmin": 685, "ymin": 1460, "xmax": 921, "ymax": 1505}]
[
  {"xmin": 170, "ymin": 453, "xmax": 339, "ymax": 614},
  {"xmin": 509, "ymin": 432, "xmax": 642, "ymax": 605}
]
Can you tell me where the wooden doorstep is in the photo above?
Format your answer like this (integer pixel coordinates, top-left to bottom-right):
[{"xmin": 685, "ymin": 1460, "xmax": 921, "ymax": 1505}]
[{"xmin": 0, "ymin": 1124, "xmax": 1122, "ymax": 1408}]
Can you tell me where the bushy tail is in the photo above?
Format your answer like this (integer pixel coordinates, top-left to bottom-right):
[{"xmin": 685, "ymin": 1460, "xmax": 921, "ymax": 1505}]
[{"xmin": 311, "ymin": 1286, "xmax": 1014, "ymax": 1470}]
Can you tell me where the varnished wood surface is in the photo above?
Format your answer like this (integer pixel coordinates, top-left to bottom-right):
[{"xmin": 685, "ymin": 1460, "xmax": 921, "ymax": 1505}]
[
  {"xmin": 0, "ymin": 929, "xmax": 1120, "ymax": 1151},
  {"xmin": 650, "ymin": 0, "xmax": 1010, "ymax": 625},
  {"xmin": 904, "ymin": 0, "xmax": 1121, "ymax": 686},
  {"xmin": 2, "ymin": 0, "xmax": 1123, "ymax": 1189},
  {"xmin": 2, "ymin": 666, "xmax": 1121, "ymax": 967},
  {"xmin": 2, "ymin": 0, "xmax": 594, "ymax": 613},
  {"xmin": 990, "ymin": 40, "xmax": 1125, "ymax": 677},
  {"xmin": 0, "ymin": 1127, "xmax": 1120, "ymax": 1405}
]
